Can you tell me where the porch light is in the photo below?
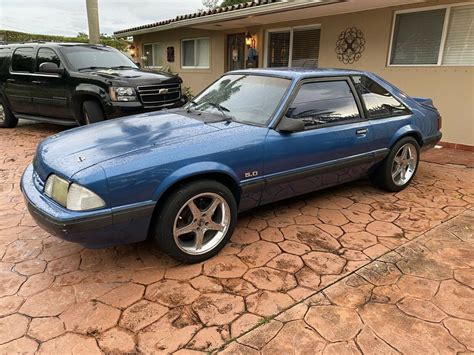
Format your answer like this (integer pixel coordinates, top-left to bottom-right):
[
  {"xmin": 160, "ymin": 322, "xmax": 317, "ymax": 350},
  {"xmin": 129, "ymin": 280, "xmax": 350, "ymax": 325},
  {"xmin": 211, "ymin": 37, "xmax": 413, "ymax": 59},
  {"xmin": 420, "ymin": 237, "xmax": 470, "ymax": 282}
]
[{"xmin": 245, "ymin": 32, "xmax": 254, "ymax": 47}]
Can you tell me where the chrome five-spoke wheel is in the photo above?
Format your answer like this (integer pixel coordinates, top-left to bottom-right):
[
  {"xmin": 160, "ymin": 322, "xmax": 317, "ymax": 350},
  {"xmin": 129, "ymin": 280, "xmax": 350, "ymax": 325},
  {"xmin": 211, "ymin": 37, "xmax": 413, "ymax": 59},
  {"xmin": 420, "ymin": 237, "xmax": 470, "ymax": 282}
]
[
  {"xmin": 391, "ymin": 143, "xmax": 418, "ymax": 186},
  {"xmin": 173, "ymin": 192, "xmax": 231, "ymax": 255}
]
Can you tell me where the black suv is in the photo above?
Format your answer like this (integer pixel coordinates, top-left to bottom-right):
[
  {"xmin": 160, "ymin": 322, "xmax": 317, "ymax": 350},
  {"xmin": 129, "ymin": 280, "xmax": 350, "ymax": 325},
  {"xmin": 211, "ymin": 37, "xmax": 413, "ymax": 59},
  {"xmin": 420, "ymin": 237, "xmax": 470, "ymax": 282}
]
[{"xmin": 0, "ymin": 43, "xmax": 185, "ymax": 128}]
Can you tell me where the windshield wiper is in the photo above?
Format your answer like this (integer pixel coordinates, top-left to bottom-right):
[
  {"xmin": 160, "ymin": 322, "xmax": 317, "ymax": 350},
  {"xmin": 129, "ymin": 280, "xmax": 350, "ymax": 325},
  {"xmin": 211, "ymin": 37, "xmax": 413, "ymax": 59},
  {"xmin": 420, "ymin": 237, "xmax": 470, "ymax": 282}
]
[
  {"xmin": 208, "ymin": 102, "xmax": 232, "ymax": 122},
  {"xmin": 77, "ymin": 66, "xmax": 108, "ymax": 71},
  {"xmin": 109, "ymin": 65, "xmax": 135, "ymax": 69}
]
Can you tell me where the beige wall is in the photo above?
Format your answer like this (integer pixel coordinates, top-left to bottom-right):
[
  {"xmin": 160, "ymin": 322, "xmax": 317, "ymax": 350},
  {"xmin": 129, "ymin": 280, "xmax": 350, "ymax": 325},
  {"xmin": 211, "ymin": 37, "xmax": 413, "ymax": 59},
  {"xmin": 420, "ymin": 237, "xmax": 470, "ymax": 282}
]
[{"xmin": 133, "ymin": 0, "xmax": 474, "ymax": 146}]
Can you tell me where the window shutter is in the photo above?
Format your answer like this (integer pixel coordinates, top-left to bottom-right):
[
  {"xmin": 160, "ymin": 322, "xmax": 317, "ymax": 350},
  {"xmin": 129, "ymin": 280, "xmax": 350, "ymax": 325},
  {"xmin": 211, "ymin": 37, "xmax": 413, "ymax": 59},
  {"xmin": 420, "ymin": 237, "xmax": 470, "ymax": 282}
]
[
  {"xmin": 391, "ymin": 9, "xmax": 446, "ymax": 65},
  {"xmin": 442, "ymin": 5, "xmax": 474, "ymax": 65},
  {"xmin": 292, "ymin": 28, "xmax": 321, "ymax": 67},
  {"xmin": 268, "ymin": 32, "xmax": 290, "ymax": 67}
]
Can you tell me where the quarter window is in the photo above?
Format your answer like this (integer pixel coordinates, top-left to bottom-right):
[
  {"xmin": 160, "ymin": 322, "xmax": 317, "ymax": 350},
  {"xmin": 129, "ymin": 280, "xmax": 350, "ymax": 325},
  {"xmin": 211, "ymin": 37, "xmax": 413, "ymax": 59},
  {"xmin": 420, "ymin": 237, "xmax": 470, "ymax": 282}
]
[
  {"xmin": 390, "ymin": 4, "xmax": 474, "ymax": 66},
  {"xmin": 36, "ymin": 48, "xmax": 61, "ymax": 71},
  {"xmin": 143, "ymin": 43, "xmax": 163, "ymax": 67},
  {"xmin": 287, "ymin": 80, "xmax": 360, "ymax": 127},
  {"xmin": 11, "ymin": 47, "xmax": 34, "ymax": 72},
  {"xmin": 352, "ymin": 75, "xmax": 410, "ymax": 119},
  {"xmin": 267, "ymin": 27, "xmax": 321, "ymax": 68},
  {"xmin": 181, "ymin": 38, "xmax": 210, "ymax": 68}
]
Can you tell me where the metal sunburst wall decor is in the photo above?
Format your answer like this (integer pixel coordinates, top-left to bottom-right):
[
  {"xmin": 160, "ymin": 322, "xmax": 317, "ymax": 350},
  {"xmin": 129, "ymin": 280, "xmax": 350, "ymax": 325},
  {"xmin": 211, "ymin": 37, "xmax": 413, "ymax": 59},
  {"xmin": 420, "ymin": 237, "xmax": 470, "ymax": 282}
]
[{"xmin": 336, "ymin": 27, "xmax": 366, "ymax": 64}]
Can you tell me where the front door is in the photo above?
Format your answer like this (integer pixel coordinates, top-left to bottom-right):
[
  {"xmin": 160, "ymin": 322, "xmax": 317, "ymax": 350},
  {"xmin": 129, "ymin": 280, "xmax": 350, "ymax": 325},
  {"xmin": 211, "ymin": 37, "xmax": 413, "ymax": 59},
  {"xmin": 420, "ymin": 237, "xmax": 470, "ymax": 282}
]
[
  {"xmin": 32, "ymin": 47, "xmax": 72, "ymax": 119},
  {"xmin": 262, "ymin": 77, "xmax": 375, "ymax": 204},
  {"xmin": 227, "ymin": 33, "xmax": 246, "ymax": 71}
]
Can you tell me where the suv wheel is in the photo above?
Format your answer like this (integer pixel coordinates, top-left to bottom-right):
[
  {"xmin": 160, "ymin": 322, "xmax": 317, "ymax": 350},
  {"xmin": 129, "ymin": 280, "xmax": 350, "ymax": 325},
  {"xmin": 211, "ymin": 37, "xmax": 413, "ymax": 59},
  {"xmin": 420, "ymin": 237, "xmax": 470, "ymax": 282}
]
[
  {"xmin": 82, "ymin": 100, "xmax": 105, "ymax": 125},
  {"xmin": 0, "ymin": 101, "xmax": 19, "ymax": 128},
  {"xmin": 153, "ymin": 180, "xmax": 237, "ymax": 263},
  {"xmin": 371, "ymin": 136, "xmax": 420, "ymax": 192}
]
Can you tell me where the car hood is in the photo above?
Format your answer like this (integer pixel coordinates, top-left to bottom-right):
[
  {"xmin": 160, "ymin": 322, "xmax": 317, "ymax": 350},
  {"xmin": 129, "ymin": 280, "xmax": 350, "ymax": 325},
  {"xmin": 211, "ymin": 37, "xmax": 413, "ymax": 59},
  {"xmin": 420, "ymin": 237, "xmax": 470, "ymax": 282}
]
[
  {"xmin": 92, "ymin": 68, "xmax": 181, "ymax": 86},
  {"xmin": 34, "ymin": 111, "xmax": 221, "ymax": 180}
]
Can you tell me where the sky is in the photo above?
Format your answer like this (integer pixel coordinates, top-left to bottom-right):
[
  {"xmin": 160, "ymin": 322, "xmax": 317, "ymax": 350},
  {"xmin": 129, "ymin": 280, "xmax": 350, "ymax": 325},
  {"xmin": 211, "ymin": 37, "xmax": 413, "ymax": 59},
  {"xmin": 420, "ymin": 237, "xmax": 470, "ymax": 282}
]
[{"xmin": 0, "ymin": 0, "xmax": 204, "ymax": 37}]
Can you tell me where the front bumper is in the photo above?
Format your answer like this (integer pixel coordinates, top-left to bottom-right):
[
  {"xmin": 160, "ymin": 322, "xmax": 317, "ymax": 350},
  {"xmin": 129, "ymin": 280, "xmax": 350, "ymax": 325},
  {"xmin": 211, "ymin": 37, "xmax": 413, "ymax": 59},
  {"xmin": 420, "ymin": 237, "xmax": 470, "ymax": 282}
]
[
  {"xmin": 20, "ymin": 165, "xmax": 154, "ymax": 248},
  {"xmin": 105, "ymin": 98, "xmax": 186, "ymax": 119}
]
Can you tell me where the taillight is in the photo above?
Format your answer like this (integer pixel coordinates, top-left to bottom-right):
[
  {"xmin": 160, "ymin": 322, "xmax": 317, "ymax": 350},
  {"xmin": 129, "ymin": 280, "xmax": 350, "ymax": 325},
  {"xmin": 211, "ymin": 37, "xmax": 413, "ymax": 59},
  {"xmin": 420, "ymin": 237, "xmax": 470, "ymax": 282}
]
[{"xmin": 437, "ymin": 115, "xmax": 442, "ymax": 131}]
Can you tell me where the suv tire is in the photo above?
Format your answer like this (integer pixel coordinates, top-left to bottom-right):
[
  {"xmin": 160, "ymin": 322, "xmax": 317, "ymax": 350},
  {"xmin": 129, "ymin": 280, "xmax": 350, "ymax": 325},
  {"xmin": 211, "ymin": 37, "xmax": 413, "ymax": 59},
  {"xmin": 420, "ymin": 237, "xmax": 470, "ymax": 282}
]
[
  {"xmin": 371, "ymin": 136, "xmax": 420, "ymax": 192},
  {"xmin": 0, "ymin": 101, "xmax": 18, "ymax": 128},
  {"xmin": 153, "ymin": 180, "xmax": 237, "ymax": 263},
  {"xmin": 82, "ymin": 100, "xmax": 105, "ymax": 125}
]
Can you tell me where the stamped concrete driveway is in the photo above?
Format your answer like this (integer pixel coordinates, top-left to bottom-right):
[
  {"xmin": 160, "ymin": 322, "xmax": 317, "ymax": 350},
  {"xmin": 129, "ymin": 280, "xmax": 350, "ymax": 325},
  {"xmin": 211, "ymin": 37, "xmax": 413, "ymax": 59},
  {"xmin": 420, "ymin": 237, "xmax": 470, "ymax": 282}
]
[{"xmin": 0, "ymin": 122, "xmax": 473, "ymax": 354}]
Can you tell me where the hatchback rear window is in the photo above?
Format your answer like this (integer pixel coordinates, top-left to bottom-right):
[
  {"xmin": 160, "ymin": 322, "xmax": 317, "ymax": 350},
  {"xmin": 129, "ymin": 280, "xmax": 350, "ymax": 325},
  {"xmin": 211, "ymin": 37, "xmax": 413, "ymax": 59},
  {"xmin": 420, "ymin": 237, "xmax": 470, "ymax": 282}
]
[{"xmin": 11, "ymin": 47, "xmax": 35, "ymax": 72}]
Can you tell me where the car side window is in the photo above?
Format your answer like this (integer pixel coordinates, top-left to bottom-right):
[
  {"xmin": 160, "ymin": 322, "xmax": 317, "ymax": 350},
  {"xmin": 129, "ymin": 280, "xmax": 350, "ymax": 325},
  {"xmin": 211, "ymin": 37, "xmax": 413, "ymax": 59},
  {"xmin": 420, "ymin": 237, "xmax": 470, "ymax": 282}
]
[
  {"xmin": 352, "ymin": 75, "xmax": 410, "ymax": 119},
  {"xmin": 11, "ymin": 47, "xmax": 35, "ymax": 73},
  {"xmin": 36, "ymin": 48, "xmax": 61, "ymax": 71},
  {"xmin": 286, "ymin": 80, "xmax": 361, "ymax": 128}
]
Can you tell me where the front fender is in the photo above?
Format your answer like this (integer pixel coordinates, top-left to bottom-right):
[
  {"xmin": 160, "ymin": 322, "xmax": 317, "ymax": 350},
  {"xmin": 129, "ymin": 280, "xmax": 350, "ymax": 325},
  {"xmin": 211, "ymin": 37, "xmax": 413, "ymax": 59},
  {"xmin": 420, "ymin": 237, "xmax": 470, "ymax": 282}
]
[
  {"xmin": 71, "ymin": 84, "xmax": 109, "ymax": 120},
  {"xmin": 152, "ymin": 162, "xmax": 240, "ymax": 202},
  {"xmin": 388, "ymin": 124, "xmax": 423, "ymax": 148}
]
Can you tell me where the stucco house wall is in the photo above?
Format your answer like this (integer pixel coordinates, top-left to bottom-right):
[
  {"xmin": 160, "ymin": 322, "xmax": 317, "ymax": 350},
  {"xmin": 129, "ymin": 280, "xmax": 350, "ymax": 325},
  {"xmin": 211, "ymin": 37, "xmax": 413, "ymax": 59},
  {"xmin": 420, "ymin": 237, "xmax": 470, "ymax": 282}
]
[{"xmin": 132, "ymin": 0, "xmax": 474, "ymax": 146}]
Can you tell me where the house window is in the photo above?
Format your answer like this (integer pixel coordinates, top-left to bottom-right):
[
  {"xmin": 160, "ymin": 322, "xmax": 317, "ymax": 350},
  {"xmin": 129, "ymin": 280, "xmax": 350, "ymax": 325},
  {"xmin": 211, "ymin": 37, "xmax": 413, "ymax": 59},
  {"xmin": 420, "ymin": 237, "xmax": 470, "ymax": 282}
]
[
  {"xmin": 389, "ymin": 4, "xmax": 474, "ymax": 66},
  {"xmin": 143, "ymin": 43, "xmax": 163, "ymax": 67},
  {"xmin": 266, "ymin": 26, "xmax": 321, "ymax": 68},
  {"xmin": 181, "ymin": 38, "xmax": 210, "ymax": 69}
]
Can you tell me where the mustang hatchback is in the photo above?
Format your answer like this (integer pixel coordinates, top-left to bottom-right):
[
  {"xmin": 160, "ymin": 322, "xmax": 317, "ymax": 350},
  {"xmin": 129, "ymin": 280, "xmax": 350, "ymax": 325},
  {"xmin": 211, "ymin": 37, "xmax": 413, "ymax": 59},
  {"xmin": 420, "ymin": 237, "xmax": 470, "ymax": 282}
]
[{"xmin": 21, "ymin": 69, "xmax": 442, "ymax": 262}]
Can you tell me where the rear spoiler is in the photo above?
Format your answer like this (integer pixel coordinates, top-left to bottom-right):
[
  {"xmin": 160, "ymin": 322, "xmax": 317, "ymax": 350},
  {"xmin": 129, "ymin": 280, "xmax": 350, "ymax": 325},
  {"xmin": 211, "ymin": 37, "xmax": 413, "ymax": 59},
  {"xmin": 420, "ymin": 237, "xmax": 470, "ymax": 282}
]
[{"xmin": 412, "ymin": 97, "xmax": 437, "ymax": 111}]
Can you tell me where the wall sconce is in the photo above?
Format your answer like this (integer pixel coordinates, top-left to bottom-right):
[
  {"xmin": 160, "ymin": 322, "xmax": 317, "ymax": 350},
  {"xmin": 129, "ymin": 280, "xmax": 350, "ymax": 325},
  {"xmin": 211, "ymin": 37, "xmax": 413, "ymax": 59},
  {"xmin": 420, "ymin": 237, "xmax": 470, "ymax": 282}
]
[
  {"xmin": 245, "ymin": 32, "xmax": 255, "ymax": 48},
  {"xmin": 129, "ymin": 44, "xmax": 136, "ymax": 57}
]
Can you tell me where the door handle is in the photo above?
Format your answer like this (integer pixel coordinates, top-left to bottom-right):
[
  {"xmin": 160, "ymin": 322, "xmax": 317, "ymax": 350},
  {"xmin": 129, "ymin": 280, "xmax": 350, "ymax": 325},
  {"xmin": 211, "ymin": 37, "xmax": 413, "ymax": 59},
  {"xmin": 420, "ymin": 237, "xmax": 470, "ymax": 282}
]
[
  {"xmin": 6, "ymin": 78, "xmax": 15, "ymax": 83},
  {"xmin": 32, "ymin": 80, "xmax": 44, "ymax": 84},
  {"xmin": 356, "ymin": 128, "xmax": 368, "ymax": 136}
]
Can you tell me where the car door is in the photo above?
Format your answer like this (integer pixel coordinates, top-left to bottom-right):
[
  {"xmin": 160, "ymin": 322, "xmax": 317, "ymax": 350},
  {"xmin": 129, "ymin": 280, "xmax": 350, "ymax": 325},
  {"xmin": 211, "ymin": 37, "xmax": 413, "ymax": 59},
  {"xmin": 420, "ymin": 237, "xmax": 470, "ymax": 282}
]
[
  {"xmin": 32, "ymin": 47, "xmax": 72, "ymax": 119},
  {"xmin": 261, "ymin": 77, "xmax": 375, "ymax": 204},
  {"xmin": 4, "ymin": 46, "xmax": 36, "ymax": 115}
]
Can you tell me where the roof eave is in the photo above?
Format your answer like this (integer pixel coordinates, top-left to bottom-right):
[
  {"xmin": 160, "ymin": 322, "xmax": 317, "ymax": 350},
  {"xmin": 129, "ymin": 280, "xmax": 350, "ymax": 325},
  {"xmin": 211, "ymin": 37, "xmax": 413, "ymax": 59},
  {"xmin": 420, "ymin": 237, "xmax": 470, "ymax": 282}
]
[{"xmin": 114, "ymin": 0, "xmax": 342, "ymax": 37}]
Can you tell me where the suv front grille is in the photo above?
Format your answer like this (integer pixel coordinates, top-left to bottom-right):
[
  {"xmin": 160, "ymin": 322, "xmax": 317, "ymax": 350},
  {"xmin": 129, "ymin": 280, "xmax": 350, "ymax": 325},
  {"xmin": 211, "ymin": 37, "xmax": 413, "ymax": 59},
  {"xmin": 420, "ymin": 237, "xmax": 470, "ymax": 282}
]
[{"xmin": 136, "ymin": 83, "xmax": 181, "ymax": 108}]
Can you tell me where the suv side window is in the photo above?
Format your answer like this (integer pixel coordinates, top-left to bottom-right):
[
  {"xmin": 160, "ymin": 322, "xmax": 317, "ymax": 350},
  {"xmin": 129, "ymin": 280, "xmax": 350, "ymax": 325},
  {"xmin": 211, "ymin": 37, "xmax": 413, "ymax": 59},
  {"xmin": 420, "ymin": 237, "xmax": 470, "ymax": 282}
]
[
  {"xmin": 352, "ymin": 75, "xmax": 410, "ymax": 119},
  {"xmin": 11, "ymin": 47, "xmax": 35, "ymax": 73},
  {"xmin": 36, "ymin": 48, "xmax": 61, "ymax": 71},
  {"xmin": 0, "ymin": 48, "xmax": 12, "ymax": 72},
  {"xmin": 287, "ymin": 80, "xmax": 361, "ymax": 128}
]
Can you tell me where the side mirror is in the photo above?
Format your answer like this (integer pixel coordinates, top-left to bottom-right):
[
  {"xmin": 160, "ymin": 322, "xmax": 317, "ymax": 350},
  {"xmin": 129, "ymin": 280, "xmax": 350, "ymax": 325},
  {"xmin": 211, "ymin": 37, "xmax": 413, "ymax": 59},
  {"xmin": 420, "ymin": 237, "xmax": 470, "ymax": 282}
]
[
  {"xmin": 276, "ymin": 116, "xmax": 305, "ymax": 133},
  {"xmin": 135, "ymin": 62, "xmax": 142, "ymax": 68},
  {"xmin": 39, "ymin": 62, "xmax": 64, "ymax": 75}
]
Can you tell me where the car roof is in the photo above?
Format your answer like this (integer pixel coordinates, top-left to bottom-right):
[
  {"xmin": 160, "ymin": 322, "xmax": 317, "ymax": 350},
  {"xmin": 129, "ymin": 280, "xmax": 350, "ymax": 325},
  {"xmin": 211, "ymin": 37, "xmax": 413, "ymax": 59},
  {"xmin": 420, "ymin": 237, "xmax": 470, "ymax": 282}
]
[
  {"xmin": 228, "ymin": 67, "xmax": 368, "ymax": 80},
  {"xmin": 0, "ymin": 42, "xmax": 110, "ymax": 49}
]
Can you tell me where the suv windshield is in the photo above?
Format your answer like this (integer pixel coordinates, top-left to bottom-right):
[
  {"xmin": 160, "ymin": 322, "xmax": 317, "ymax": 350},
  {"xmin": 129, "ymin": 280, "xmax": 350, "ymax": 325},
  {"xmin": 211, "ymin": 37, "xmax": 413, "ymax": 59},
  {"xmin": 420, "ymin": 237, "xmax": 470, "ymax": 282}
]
[
  {"xmin": 60, "ymin": 45, "xmax": 137, "ymax": 71},
  {"xmin": 187, "ymin": 74, "xmax": 291, "ymax": 126}
]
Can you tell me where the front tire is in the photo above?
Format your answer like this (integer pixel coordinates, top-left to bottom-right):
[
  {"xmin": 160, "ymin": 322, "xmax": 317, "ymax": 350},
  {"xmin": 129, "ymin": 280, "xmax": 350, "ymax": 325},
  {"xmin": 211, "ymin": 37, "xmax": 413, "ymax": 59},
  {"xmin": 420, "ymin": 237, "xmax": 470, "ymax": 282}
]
[
  {"xmin": 82, "ymin": 100, "xmax": 105, "ymax": 125},
  {"xmin": 371, "ymin": 137, "xmax": 420, "ymax": 192},
  {"xmin": 0, "ymin": 101, "xmax": 18, "ymax": 128},
  {"xmin": 153, "ymin": 180, "xmax": 238, "ymax": 263}
]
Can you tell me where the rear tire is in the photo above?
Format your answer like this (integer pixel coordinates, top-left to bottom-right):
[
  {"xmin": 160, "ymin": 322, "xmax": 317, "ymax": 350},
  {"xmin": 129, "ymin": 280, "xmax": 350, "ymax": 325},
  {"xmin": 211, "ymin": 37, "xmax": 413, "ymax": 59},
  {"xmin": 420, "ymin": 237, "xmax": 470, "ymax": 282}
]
[
  {"xmin": 153, "ymin": 180, "xmax": 238, "ymax": 263},
  {"xmin": 370, "ymin": 136, "xmax": 420, "ymax": 192},
  {"xmin": 82, "ymin": 100, "xmax": 105, "ymax": 125},
  {"xmin": 0, "ymin": 101, "xmax": 18, "ymax": 128}
]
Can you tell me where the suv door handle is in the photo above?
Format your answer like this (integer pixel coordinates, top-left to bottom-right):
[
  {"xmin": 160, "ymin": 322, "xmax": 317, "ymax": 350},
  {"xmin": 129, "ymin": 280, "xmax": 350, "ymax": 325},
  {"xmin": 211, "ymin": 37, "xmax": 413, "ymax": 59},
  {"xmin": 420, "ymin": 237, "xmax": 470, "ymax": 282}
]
[
  {"xmin": 6, "ymin": 78, "xmax": 15, "ymax": 83},
  {"xmin": 356, "ymin": 128, "xmax": 368, "ymax": 136},
  {"xmin": 32, "ymin": 80, "xmax": 44, "ymax": 84}
]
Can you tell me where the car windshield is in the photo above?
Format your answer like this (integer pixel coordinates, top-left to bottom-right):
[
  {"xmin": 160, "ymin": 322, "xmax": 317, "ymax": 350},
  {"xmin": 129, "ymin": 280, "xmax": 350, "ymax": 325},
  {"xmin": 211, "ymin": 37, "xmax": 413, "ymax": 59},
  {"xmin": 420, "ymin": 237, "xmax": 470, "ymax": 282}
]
[
  {"xmin": 60, "ymin": 45, "xmax": 138, "ymax": 71},
  {"xmin": 187, "ymin": 74, "xmax": 291, "ymax": 126}
]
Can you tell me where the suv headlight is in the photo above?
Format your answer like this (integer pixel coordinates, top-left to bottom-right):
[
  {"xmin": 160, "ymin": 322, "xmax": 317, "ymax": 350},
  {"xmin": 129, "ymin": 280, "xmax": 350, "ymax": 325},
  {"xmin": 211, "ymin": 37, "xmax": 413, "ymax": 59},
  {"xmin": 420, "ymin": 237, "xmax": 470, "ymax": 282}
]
[
  {"xmin": 44, "ymin": 174, "xmax": 105, "ymax": 211},
  {"xmin": 110, "ymin": 87, "xmax": 138, "ymax": 102}
]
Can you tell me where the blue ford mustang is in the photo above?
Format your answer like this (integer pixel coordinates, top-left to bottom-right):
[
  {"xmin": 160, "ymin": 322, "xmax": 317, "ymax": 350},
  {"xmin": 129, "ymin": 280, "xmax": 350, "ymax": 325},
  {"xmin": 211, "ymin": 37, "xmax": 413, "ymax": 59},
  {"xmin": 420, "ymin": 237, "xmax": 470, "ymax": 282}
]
[{"xmin": 21, "ymin": 68, "xmax": 442, "ymax": 262}]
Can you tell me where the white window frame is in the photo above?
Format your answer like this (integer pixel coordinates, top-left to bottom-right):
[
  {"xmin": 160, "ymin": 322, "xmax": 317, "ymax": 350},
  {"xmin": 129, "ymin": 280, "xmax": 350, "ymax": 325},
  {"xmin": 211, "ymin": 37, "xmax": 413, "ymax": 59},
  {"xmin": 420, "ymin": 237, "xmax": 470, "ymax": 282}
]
[
  {"xmin": 181, "ymin": 37, "xmax": 211, "ymax": 69},
  {"xmin": 264, "ymin": 24, "xmax": 321, "ymax": 68},
  {"xmin": 143, "ymin": 42, "xmax": 164, "ymax": 68},
  {"xmin": 387, "ymin": 2, "xmax": 474, "ymax": 67}
]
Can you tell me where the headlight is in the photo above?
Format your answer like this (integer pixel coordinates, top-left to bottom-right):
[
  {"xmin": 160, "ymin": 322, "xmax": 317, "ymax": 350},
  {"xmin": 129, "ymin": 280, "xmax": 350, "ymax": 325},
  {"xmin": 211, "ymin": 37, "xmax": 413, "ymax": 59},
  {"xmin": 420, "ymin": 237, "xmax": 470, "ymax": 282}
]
[
  {"xmin": 110, "ymin": 87, "xmax": 138, "ymax": 102},
  {"xmin": 44, "ymin": 175, "xmax": 105, "ymax": 211}
]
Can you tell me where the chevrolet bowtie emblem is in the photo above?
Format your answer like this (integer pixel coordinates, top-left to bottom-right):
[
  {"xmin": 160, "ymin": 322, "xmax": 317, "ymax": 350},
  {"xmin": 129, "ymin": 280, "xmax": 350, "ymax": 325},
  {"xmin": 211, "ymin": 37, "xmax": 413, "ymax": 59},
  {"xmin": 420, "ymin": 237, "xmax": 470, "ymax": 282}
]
[{"xmin": 158, "ymin": 88, "xmax": 169, "ymax": 94}]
